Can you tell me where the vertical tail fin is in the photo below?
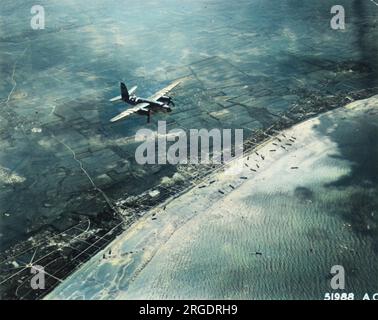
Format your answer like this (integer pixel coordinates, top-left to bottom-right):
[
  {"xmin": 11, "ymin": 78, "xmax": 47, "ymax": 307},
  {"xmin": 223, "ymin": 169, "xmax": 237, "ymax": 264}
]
[{"xmin": 120, "ymin": 82, "xmax": 129, "ymax": 101}]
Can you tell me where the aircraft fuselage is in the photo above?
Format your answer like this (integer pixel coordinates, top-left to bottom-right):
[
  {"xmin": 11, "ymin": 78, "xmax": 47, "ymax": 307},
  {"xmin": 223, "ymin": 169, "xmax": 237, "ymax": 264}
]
[{"xmin": 128, "ymin": 96, "xmax": 172, "ymax": 113}]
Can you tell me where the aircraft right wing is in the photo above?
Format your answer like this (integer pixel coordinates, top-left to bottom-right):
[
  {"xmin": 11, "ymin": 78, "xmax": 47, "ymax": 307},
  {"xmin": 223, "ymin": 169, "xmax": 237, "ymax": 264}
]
[
  {"xmin": 110, "ymin": 103, "xmax": 150, "ymax": 122},
  {"xmin": 149, "ymin": 80, "xmax": 182, "ymax": 101}
]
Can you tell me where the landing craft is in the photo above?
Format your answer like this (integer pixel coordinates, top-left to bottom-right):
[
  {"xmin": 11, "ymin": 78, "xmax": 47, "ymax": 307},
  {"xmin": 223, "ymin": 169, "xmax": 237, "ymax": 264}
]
[{"xmin": 109, "ymin": 80, "xmax": 181, "ymax": 123}]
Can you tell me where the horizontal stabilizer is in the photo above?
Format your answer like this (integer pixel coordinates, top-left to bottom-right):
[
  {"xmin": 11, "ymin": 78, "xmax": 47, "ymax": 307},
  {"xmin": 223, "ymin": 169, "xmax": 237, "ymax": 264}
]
[
  {"xmin": 129, "ymin": 86, "xmax": 138, "ymax": 95},
  {"xmin": 109, "ymin": 95, "xmax": 122, "ymax": 102}
]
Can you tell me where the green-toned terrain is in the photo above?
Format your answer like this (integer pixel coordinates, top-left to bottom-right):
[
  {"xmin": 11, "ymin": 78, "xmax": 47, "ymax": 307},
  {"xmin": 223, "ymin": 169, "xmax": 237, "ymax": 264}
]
[{"xmin": 1, "ymin": 0, "xmax": 377, "ymax": 299}]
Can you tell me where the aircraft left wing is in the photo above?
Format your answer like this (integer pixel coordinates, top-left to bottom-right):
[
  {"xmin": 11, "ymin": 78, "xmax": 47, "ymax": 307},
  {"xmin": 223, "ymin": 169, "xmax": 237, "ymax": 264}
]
[
  {"xmin": 149, "ymin": 80, "xmax": 182, "ymax": 101},
  {"xmin": 110, "ymin": 103, "xmax": 149, "ymax": 122}
]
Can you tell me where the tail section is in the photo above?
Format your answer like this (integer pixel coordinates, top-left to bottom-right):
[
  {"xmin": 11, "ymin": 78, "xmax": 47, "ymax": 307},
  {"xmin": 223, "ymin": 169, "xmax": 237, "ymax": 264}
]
[{"xmin": 120, "ymin": 82, "xmax": 129, "ymax": 101}]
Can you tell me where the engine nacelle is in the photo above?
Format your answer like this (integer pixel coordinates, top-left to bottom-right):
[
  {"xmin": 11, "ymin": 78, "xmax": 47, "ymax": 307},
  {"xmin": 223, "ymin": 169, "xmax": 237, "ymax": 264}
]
[
  {"xmin": 162, "ymin": 104, "xmax": 172, "ymax": 112},
  {"xmin": 159, "ymin": 95, "xmax": 175, "ymax": 107},
  {"xmin": 159, "ymin": 95, "xmax": 172, "ymax": 103}
]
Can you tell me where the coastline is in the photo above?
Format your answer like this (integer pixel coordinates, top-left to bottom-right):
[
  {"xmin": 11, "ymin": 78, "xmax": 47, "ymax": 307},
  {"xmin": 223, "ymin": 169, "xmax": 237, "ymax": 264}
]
[
  {"xmin": 3, "ymin": 85, "xmax": 376, "ymax": 300},
  {"xmin": 46, "ymin": 95, "xmax": 378, "ymax": 300}
]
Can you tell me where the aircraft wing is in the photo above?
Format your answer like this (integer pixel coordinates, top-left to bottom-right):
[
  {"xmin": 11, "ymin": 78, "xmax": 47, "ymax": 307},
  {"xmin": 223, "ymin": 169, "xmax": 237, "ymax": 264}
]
[
  {"xmin": 149, "ymin": 80, "xmax": 182, "ymax": 101},
  {"xmin": 110, "ymin": 103, "xmax": 150, "ymax": 122}
]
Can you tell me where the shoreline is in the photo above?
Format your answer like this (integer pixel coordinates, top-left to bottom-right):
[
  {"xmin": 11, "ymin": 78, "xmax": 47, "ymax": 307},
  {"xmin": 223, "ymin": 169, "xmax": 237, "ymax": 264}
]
[
  {"xmin": 1, "ymin": 90, "xmax": 377, "ymax": 299},
  {"xmin": 46, "ymin": 94, "xmax": 378, "ymax": 300}
]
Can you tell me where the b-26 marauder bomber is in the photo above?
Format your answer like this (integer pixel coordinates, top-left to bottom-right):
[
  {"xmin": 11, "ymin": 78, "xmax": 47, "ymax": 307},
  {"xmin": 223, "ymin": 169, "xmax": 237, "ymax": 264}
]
[{"xmin": 109, "ymin": 80, "xmax": 182, "ymax": 123}]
